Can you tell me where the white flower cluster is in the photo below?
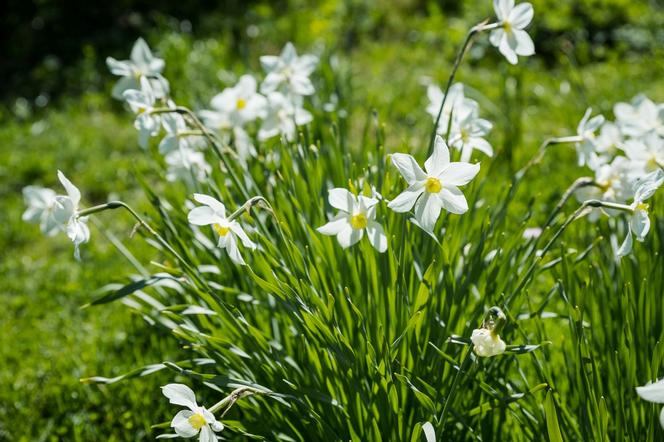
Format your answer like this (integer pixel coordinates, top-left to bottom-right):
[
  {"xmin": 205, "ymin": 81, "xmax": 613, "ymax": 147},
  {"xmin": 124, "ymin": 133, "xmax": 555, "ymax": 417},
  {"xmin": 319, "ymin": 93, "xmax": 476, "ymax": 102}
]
[{"xmin": 572, "ymin": 95, "xmax": 664, "ymax": 256}]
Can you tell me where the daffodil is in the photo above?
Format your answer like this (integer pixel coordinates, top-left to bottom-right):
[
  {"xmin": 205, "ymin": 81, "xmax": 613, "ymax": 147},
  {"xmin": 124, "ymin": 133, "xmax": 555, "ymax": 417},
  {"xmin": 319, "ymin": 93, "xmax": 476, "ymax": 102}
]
[
  {"xmin": 448, "ymin": 100, "xmax": 494, "ymax": 162},
  {"xmin": 201, "ymin": 75, "xmax": 267, "ymax": 129},
  {"xmin": 188, "ymin": 193, "xmax": 256, "ymax": 265},
  {"xmin": 260, "ymin": 42, "xmax": 318, "ymax": 97},
  {"xmin": 123, "ymin": 77, "xmax": 161, "ymax": 148},
  {"xmin": 258, "ymin": 92, "xmax": 312, "ymax": 141},
  {"xmin": 161, "ymin": 383, "xmax": 223, "ymax": 442},
  {"xmin": 165, "ymin": 147, "xmax": 211, "ymax": 185},
  {"xmin": 426, "ymin": 83, "xmax": 466, "ymax": 133},
  {"xmin": 636, "ymin": 378, "xmax": 664, "ymax": 428},
  {"xmin": 22, "ymin": 186, "xmax": 60, "ymax": 236},
  {"xmin": 623, "ymin": 132, "xmax": 664, "ymax": 175},
  {"xmin": 617, "ymin": 169, "xmax": 664, "ymax": 256},
  {"xmin": 106, "ymin": 37, "xmax": 169, "ymax": 99},
  {"xmin": 317, "ymin": 188, "xmax": 387, "ymax": 252},
  {"xmin": 470, "ymin": 306, "xmax": 507, "ymax": 357},
  {"xmin": 489, "ymin": 0, "xmax": 535, "ymax": 65},
  {"xmin": 53, "ymin": 171, "xmax": 90, "ymax": 260},
  {"xmin": 614, "ymin": 94, "xmax": 664, "ymax": 138},
  {"xmin": 388, "ymin": 135, "xmax": 480, "ymax": 233},
  {"xmin": 575, "ymin": 107, "xmax": 606, "ymax": 168}
]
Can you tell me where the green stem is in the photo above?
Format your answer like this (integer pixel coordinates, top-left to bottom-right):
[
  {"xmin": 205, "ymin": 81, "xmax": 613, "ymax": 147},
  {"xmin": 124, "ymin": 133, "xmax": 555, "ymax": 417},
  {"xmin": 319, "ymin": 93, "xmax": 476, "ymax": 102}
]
[{"xmin": 208, "ymin": 386, "xmax": 264, "ymax": 415}]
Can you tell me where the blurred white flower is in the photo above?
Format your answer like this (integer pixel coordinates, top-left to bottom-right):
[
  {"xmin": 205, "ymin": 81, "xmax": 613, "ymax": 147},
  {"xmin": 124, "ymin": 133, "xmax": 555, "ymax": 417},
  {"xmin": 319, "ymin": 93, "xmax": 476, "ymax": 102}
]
[
  {"xmin": 388, "ymin": 135, "xmax": 480, "ymax": 233},
  {"xmin": 165, "ymin": 147, "xmax": 211, "ymax": 184},
  {"xmin": 623, "ymin": 133, "xmax": 664, "ymax": 175},
  {"xmin": 594, "ymin": 122, "xmax": 623, "ymax": 160},
  {"xmin": 448, "ymin": 100, "xmax": 494, "ymax": 162},
  {"xmin": 426, "ymin": 83, "xmax": 466, "ymax": 133},
  {"xmin": 317, "ymin": 188, "xmax": 387, "ymax": 252},
  {"xmin": 636, "ymin": 378, "xmax": 664, "ymax": 429},
  {"xmin": 258, "ymin": 92, "xmax": 312, "ymax": 141},
  {"xmin": 22, "ymin": 186, "xmax": 60, "ymax": 237},
  {"xmin": 575, "ymin": 107, "xmax": 605, "ymax": 168},
  {"xmin": 123, "ymin": 77, "xmax": 161, "ymax": 148},
  {"xmin": 522, "ymin": 227, "xmax": 542, "ymax": 239},
  {"xmin": 161, "ymin": 383, "xmax": 223, "ymax": 442},
  {"xmin": 106, "ymin": 37, "xmax": 169, "ymax": 99},
  {"xmin": 489, "ymin": 0, "xmax": 535, "ymax": 65},
  {"xmin": 53, "ymin": 171, "xmax": 90, "ymax": 260},
  {"xmin": 617, "ymin": 169, "xmax": 664, "ymax": 256},
  {"xmin": 202, "ymin": 75, "xmax": 267, "ymax": 129},
  {"xmin": 260, "ymin": 42, "xmax": 318, "ymax": 97},
  {"xmin": 187, "ymin": 193, "xmax": 256, "ymax": 265},
  {"xmin": 614, "ymin": 94, "xmax": 664, "ymax": 138},
  {"xmin": 470, "ymin": 328, "xmax": 506, "ymax": 357}
]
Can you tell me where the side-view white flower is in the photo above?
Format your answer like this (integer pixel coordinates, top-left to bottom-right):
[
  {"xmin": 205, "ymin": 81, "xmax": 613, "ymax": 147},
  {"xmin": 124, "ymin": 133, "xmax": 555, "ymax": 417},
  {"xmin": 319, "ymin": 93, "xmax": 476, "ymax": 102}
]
[
  {"xmin": 161, "ymin": 383, "xmax": 223, "ymax": 442},
  {"xmin": 575, "ymin": 107, "xmax": 606, "ymax": 168},
  {"xmin": 490, "ymin": 0, "xmax": 535, "ymax": 65},
  {"xmin": 22, "ymin": 186, "xmax": 60, "ymax": 236},
  {"xmin": 260, "ymin": 42, "xmax": 318, "ymax": 97},
  {"xmin": 617, "ymin": 169, "xmax": 664, "ymax": 257},
  {"xmin": 448, "ymin": 100, "xmax": 494, "ymax": 162},
  {"xmin": 470, "ymin": 327, "xmax": 507, "ymax": 357},
  {"xmin": 388, "ymin": 135, "xmax": 480, "ymax": 233},
  {"xmin": 187, "ymin": 193, "xmax": 256, "ymax": 265},
  {"xmin": 636, "ymin": 378, "xmax": 664, "ymax": 429},
  {"xmin": 106, "ymin": 37, "xmax": 169, "ymax": 99},
  {"xmin": 123, "ymin": 77, "xmax": 162, "ymax": 148},
  {"xmin": 258, "ymin": 92, "xmax": 312, "ymax": 141},
  {"xmin": 317, "ymin": 188, "xmax": 387, "ymax": 252},
  {"xmin": 54, "ymin": 171, "xmax": 90, "ymax": 260},
  {"xmin": 614, "ymin": 94, "xmax": 664, "ymax": 138},
  {"xmin": 165, "ymin": 147, "xmax": 211, "ymax": 185},
  {"xmin": 426, "ymin": 83, "xmax": 466, "ymax": 132},
  {"xmin": 623, "ymin": 132, "xmax": 664, "ymax": 175}
]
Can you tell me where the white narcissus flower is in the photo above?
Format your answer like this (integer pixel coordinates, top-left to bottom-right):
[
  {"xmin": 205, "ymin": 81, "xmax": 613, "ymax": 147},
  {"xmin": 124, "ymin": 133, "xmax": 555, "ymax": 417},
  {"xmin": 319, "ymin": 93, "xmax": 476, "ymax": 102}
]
[
  {"xmin": 187, "ymin": 193, "xmax": 256, "ymax": 265},
  {"xmin": 317, "ymin": 188, "xmax": 387, "ymax": 252},
  {"xmin": 623, "ymin": 132, "xmax": 664, "ymax": 175},
  {"xmin": 258, "ymin": 92, "xmax": 312, "ymax": 141},
  {"xmin": 617, "ymin": 169, "xmax": 664, "ymax": 257},
  {"xmin": 22, "ymin": 186, "xmax": 60, "ymax": 236},
  {"xmin": 388, "ymin": 135, "xmax": 480, "ymax": 233},
  {"xmin": 123, "ymin": 77, "xmax": 161, "ymax": 148},
  {"xmin": 470, "ymin": 328, "xmax": 506, "ymax": 357},
  {"xmin": 489, "ymin": 0, "xmax": 535, "ymax": 65},
  {"xmin": 426, "ymin": 83, "xmax": 466, "ymax": 132},
  {"xmin": 636, "ymin": 378, "xmax": 664, "ymax": 429},
  {"xmin": 165, "ymin": 147, "xmax": 211, "ymax": 185},
  {"xmin": 575, "ymin": 107, "xmax": 605, "ymax": 168},
  {"xmin": 448, "ymin": 100, "xmax": 494, "ymax": 162},
  {"xmin": 52, "ymin": 171, "xmax": 90, "ymax": 260},
  {"xmin": 202, "ymin": 75, "xmax": 267, "ymax": 129},
  {"xmin": 260, "ymin": 42, "xmax": 318, "ymax": 97},
  {"xmin": 161, "ymin": 383, "xmax": 223, "ymax": 442},
  {"xmin": 614, "ymin": 94, "xmax": 664, "ymax": 138},
  {"xmin": 106, "ymin": 37, "xmax": 169, "ymax": 99}
]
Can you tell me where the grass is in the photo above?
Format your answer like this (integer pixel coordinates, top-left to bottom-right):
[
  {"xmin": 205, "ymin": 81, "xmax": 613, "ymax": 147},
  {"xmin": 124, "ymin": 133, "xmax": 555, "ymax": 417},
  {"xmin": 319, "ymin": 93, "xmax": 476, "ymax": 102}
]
[{"xmin": 1, "ymin": 1, "xmax": 664, "ymax": 440}]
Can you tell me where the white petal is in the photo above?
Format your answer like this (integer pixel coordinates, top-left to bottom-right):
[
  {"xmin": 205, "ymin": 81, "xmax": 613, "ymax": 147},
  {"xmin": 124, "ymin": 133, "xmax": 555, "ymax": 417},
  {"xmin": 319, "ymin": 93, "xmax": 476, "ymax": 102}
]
[
  {"xmin": 630, "ymin": 209, "xmax": 650, "ymax": 241},
  {"xmin": 225, "ymin": 235, "xmax": 246, "ymax": 265},
  {"xmin": 131, "ymin": 38, "xmax": 153, "ymax": 66},
  {"xmin": 469, "ymin": 137, "xmax": 494, "ymax": 157},
  {"xmin": 260, "ymin": 55, "xmax": 280, "ymax": 72},
  {"xmin": 260, "ymin": 72, "xmax": 284, "ymax": 94},
  {"xmin": 230, "ymin": 223, "xmax": 256, "ymax": 249},
  {"xmin": 512, "ymin": 30, "xmax": 535, "ymax": 56},
  {"xmin": 414, "ymin": 193, "xmax": 442, "ymax": 233},
  {"xmin": 327, "ymin": 188, "xmax": 356, "ymax": 213},
  {"xmin": 391, "ymin": 153, "xmax": 427, "ymax": 184},
  {"xmin": 424, "ymin": 135, "xmax": 451, "ymax": 176},
  {"xmin": 494, "ymin": 0, "xmax": 514, "ymax": 20},
  {"xmin": 290, "ymin": 75, "xmax": 315, "ymax": 96},
  {"xmin": 387, "ymin": 183, "xmax": 424, "ymax": 213},
  {"xmin": 617, "ymin": 229, "xmax": 633, "ymax": 257},
  {"xmin": 317, "ymin": 216, "xmax": 350, "ymax": 235},
  {"xmin": 193, "ymin": 194, "xmax": 226, "ymax": 216},
  {"xmin": 499, "ymin": 34, "xmax": 519, "ymax": 64},
  {"xmin": 57, "ymin": 171, "xmax": 81, "ymax": 207},
  {"xmin": 438, "ymin": 186, "xmax": 469, "ymax": 214},
  {"xmin": 171, "ymin": 410, "xmax": 198, "ymax": 438},
  {"xmin": 188, "ymin": 206, "xmax": 218, "ymax": 226},
  {"xmin": 489, "ymin": 28, "xmax": 504, "ymax": 47},
  {"xmin": 357, "ymin": 195, "xmax": 378, "ymax": 211},
  {"xmin": 336, "ymin": 224, "xmax": 363, "ymax": 249},
  {"xmin": 508, "ymin": 2, "xmax": 534, "ymax": 29},
  {"xmin": 294, "ymin": 54, "xmax": 318, "ymax": 74},
  {"xmin": 199, "ymin": 425, "xmax": 217, "ymax": 442},
  {"xmin": 365, "ymin": 221, "xmax": 388, "ymax": 253},
  {"xmin": 438, "ymin": 162, "xmax": 480, "ymax": 186},
  {"xmin": 637, "ymin": 379, "xmax": 664, "ymax": 404},
  {"xmin": 162, "ymin": 384, "xmax": 198, "ymax": 410}
]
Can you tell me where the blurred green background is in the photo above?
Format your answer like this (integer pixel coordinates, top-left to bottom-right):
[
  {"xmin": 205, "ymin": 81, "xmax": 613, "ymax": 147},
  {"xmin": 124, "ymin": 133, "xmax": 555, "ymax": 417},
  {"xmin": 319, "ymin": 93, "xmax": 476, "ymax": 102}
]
[{"xmin": 1, "ymin": 0, "xmax": 663, "ymax": 440}]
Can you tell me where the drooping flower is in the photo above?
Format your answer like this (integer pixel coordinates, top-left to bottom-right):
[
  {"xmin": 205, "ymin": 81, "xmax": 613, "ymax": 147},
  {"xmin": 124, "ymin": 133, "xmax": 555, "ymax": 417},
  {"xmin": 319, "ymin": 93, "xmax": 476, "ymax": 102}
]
[
  {"xmin": 161, "ymin": 383, "xmax": 223, "ymax": 442},
  {"xmin": 53, "ymin": 171, "xmax": 90, "ymax": 260},
  {"xmin": 258, "ymin": 92, "xmax": 312, "ymax": 141},
  {"xmin": 106, "ymin": 37, "xmax": 169, "ymax": 99},
  {"xmin": 260, "ymin": 42, "xmax": 318, "ymax": 97},
  {"xmin": 187, "ymin": 193, "xmax": 256, "ymax": 265},
  {"xmin": 489, "ymin": 0, "xmax": 535, "ymax": 65},
  {"xmin": 575, "ymin": 107, "xmax": 605, "ymax": 168},
  {"xmin": 317, "ymin": 188, "xmax": 387, "ymax": 252},
  {"xmin": 617, "ymin": 169, "xmax": 664, "ymax": 256},
  {"xmin": 388, "ymin": 135, "xmax": 480, "ymax": 233},
  {"xmin": 636, "ymin": 378, "xmax": 664, "ymax": 429},
  {"xmin": 22, "ymin": 186, "xmax": 60, "ymax": 236},
  {"xmin": 123, "ymin": 77, "xmax": 162, "ymax": 148}
]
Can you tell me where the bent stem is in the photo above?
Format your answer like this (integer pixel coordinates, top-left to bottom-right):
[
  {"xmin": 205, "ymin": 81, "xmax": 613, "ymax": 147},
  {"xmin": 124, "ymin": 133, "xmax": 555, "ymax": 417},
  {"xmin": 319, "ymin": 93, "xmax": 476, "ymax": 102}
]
[
  {"xmin": 428, "ymin": 21, "xmax": 500, "ymax": 155},
  {"xmin": 515, "ymin": 135, "xmax": 582, "ymax": 180},
  {"xmin": 208, "ymin": 386, "xmax": 265, "ymax": 416}
]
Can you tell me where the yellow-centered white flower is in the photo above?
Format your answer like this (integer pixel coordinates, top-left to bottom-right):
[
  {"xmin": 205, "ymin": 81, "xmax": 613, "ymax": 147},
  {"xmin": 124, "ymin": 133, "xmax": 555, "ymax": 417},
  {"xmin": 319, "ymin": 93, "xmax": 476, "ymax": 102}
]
[
  {"xmin": 317, "ymin": 188, "xmax": 387, "ymax": 252},
  {"xmin": 388, "ymin": 136, "xmax": 480, "ymax": 233},
  {"xmin": 490, "ymin": 0, "xmax": 535, "ymax": 65},
  {"xmin": 187, "ymin": 193, "xmax": 256, "ymax": 265},
  {"xmin": 617, "ymin": 169, "xmax": 663, "ymax": 257},
  {"xmin": 161, "ymin": 383, "xmax": 223, "ymax": 442},
  {"xmin": 470, "ymin": 328, "xmax": 506, "ymax": 357}
]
